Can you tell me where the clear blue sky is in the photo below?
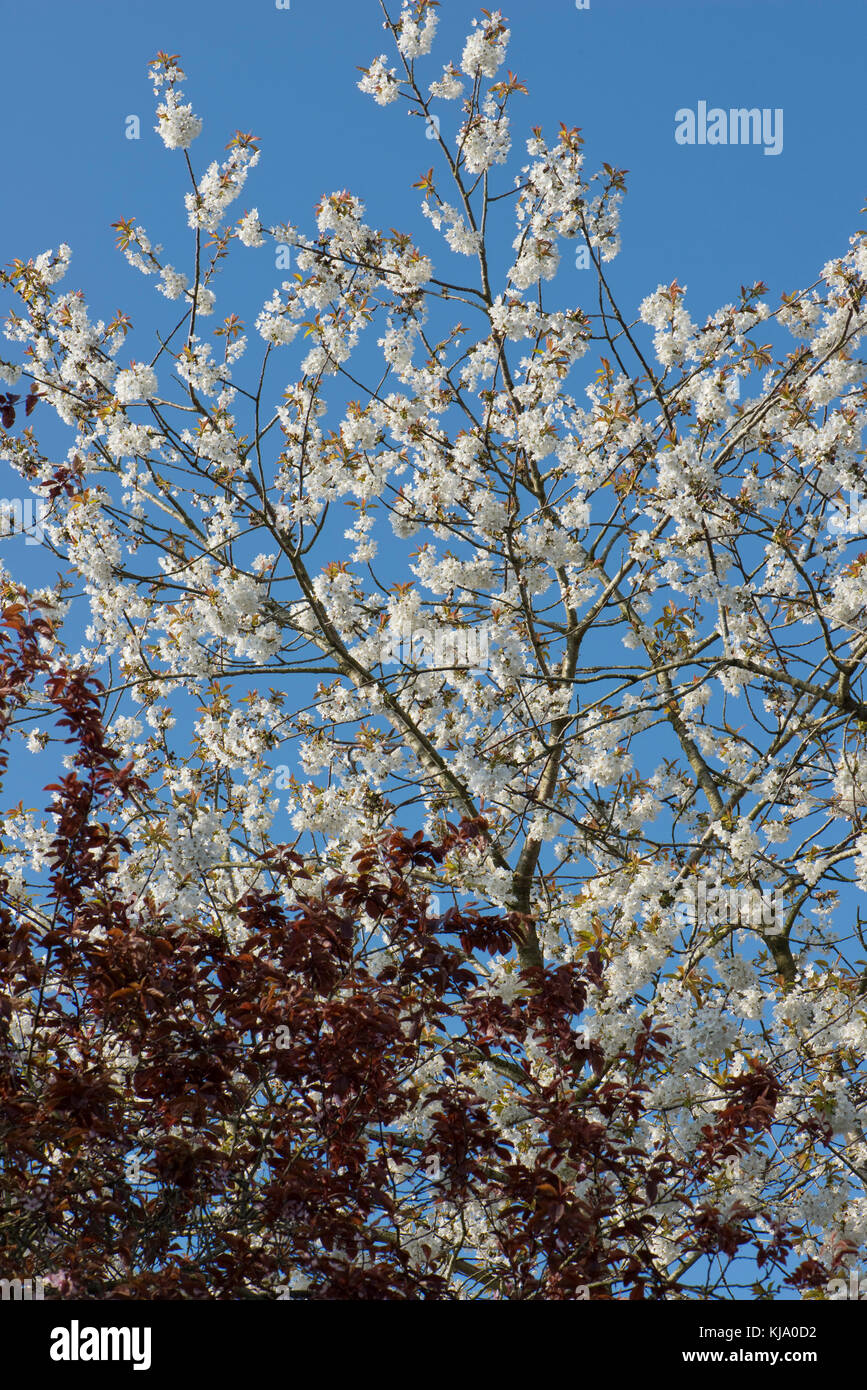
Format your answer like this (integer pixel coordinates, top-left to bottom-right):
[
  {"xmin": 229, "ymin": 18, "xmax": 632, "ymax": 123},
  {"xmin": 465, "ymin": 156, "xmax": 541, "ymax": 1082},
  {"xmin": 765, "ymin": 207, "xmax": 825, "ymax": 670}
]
[
  {"xmin": 4, "ymin": 0, "xmax": 866, "ymax": 595},
  {"xmin": 2, "ymin": 0, "xmax": 865, "ymax": 328}
]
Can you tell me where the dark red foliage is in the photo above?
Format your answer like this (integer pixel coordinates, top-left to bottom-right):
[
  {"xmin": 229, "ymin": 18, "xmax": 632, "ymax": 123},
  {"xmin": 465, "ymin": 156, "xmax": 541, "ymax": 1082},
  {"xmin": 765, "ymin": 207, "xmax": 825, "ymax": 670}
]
[
  {"xmin": 0, "ymin": 389, "xmax": 39, "ymax": 429},
  {"xmin": 0, "ymin": 598, "xmax": 820, "ymax": 1299}
]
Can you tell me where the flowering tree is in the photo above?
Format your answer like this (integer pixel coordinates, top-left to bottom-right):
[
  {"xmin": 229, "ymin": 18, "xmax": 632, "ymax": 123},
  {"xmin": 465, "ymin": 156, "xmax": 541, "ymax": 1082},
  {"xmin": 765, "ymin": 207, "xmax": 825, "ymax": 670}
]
[
  {"xmin": 2, "ymin": 1, "xmax": 867, "ymax": 1299},
  {"xmin": 0, "ymin": 612, "xmax": 813, "ymax": 1299}
]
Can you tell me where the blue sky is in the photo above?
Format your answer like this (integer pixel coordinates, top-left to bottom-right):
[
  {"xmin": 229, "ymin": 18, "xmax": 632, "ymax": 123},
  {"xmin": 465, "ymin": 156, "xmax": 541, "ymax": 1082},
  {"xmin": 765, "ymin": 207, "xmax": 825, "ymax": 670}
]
[
  {"xmin": 4, "ymin": 0, "xmax": 866, "ymax": 602},
  {"xmin": 2, "ymin": 0, "xmax": 864, "ymax": 594},
  {"xmin": 2, "ymin": 0, "xmax": 865, "ymax": 328}
]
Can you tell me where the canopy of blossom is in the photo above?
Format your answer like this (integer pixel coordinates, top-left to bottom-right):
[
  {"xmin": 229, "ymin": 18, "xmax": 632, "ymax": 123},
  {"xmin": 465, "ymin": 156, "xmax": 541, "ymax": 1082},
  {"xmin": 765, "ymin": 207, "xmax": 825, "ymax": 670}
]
[{"xmin": 2, "ymin": 1, "xmax": 867, "ymax": 1298}]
